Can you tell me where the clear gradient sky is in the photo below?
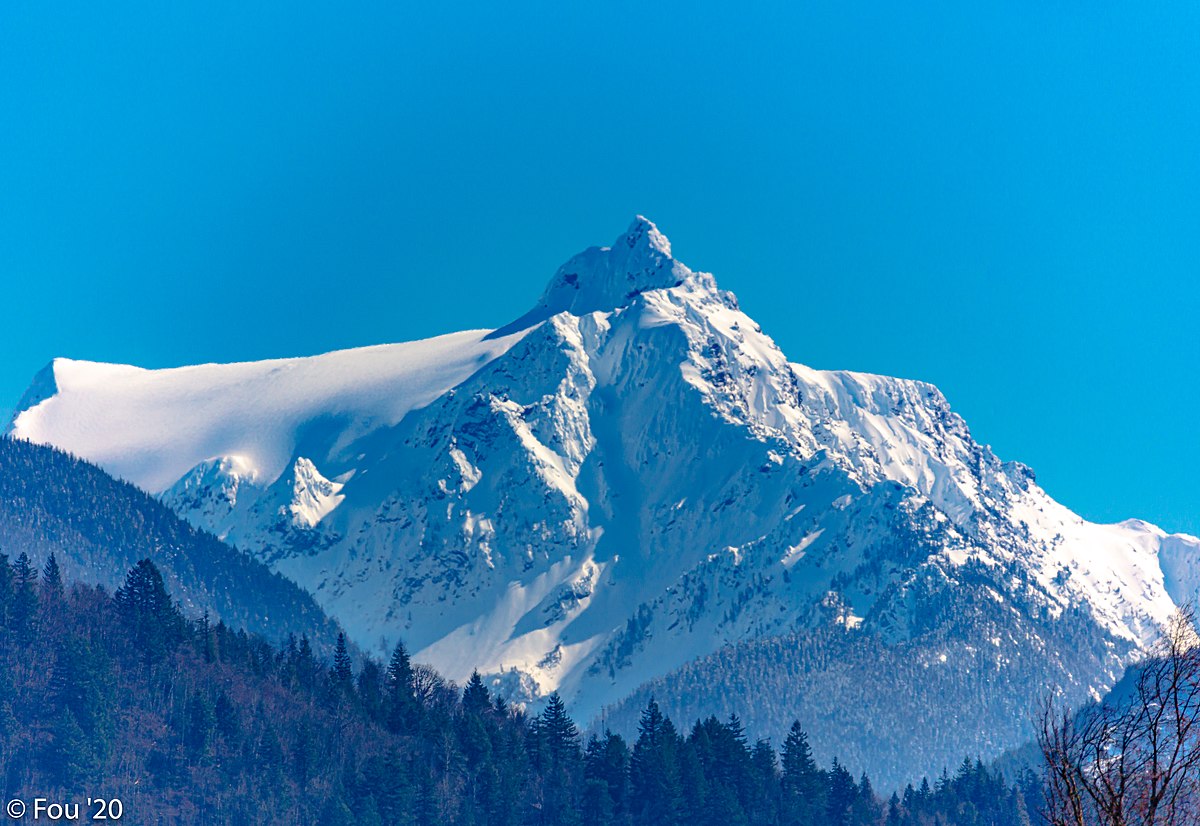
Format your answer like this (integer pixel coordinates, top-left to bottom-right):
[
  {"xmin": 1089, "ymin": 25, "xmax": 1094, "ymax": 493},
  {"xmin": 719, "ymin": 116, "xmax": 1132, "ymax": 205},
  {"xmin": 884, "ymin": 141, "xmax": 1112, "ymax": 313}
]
[{"xmin": 1, "ymin": 2, "xmax": 1197, "ymax": 534}]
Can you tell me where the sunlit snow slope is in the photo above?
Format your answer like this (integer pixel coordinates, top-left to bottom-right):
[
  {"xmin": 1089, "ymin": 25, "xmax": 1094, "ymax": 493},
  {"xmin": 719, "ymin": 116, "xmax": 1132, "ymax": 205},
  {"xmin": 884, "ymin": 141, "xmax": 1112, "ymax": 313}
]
[
  {"xmin": 11, "ymin": 330, "xmax": 528, "ymax": 493},
  {"xmin": 10, "ymin": 218, "xmax": 1200, "ymax": 778}
]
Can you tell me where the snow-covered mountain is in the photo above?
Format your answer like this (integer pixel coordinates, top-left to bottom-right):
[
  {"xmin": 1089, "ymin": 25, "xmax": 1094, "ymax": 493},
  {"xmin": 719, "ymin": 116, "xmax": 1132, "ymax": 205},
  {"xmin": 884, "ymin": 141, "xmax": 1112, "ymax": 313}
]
[{"xmin": 10, "ymin": 217, "xmax": 1200, "ymax": 776}]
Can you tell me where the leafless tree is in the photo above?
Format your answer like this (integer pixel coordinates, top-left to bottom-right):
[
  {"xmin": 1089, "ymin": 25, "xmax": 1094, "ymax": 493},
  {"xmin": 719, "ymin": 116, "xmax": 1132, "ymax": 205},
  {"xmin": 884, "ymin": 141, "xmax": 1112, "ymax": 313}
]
[{"xmin": 1039, "ymin": 606, "xmax": 1200, "ymax": 825}]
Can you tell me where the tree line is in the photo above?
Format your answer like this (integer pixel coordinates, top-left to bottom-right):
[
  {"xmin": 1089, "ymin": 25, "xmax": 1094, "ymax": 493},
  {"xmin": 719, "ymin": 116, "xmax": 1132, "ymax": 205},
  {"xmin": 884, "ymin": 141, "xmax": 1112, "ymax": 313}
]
[{"xmin": 1, "ymin": 550, "xmax": 1041, "ymax": 824}]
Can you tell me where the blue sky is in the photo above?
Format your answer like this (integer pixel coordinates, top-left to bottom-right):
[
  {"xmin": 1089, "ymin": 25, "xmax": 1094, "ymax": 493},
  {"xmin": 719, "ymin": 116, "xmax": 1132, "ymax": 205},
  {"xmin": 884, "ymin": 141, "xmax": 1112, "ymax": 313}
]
[{"xmin": 1, "ymin": 2, "xmax": 1197, "ymax": 534}]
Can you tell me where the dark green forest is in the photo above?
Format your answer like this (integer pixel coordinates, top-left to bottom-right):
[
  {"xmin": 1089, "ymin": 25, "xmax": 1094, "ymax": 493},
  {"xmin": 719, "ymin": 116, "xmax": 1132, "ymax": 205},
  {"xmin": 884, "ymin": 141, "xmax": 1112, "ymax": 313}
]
[
  {"xmin": 0, "ymin": 436, "xmax": 341, "ymax": 653},
  {"xmin": 0, "ymin": 552, "xmax": 1041, "ymax": 825}
]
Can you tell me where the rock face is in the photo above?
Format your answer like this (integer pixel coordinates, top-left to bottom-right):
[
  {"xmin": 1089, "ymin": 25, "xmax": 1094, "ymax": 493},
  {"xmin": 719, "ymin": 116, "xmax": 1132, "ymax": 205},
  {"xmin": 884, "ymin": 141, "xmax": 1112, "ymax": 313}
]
[{"xmin": 10, "ymin": 217, "xmax": 1200, "ymax": 781}]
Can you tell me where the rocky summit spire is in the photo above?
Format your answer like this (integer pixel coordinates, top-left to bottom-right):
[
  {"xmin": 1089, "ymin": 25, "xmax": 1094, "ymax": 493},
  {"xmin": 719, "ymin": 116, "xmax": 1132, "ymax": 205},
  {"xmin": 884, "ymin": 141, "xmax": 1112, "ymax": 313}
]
[
  {"xmin": 541, "ymin": 215, "xmax": 686, "ymax": 311},
  {"xmin": 488, "ymin": 217, "xmax": 697, "ymax": 338},
  {"xmin": 620, "ymin": 214, "xmax": 672, "ymax": 257}
]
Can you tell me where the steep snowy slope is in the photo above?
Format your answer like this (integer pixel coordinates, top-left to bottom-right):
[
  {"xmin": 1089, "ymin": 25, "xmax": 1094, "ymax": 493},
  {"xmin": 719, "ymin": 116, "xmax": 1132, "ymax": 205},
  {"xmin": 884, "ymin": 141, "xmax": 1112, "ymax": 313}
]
[{"xmin": 10, "ymin": 218, "xmax": 1199, "ymax": 780}]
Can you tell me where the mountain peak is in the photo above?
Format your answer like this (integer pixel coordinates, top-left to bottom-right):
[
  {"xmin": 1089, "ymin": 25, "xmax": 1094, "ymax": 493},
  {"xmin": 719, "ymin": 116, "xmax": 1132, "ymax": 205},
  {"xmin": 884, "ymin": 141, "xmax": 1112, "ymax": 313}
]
[
  {"xmin": 539, "ymin": 215, "xmax": 689, "ymax": 314},
  {"xmin": 622, "ymin": 215, "xmax": 672, "ymax": 257},
  {"xmin": 488, "ymin": 216, "xmax": 697, "ymax": 338}
]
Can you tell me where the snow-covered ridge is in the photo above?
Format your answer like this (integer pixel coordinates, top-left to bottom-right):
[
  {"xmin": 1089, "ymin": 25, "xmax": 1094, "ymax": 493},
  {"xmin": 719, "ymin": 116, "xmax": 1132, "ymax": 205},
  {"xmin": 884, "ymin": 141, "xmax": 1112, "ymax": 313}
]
[
  {"xmin": 9, "ymin": 329, "xmax": 529, "ymax": 493},
  {"xmin": 8, "ymin": 217, "xmax": 1200, "ymax": 766}
]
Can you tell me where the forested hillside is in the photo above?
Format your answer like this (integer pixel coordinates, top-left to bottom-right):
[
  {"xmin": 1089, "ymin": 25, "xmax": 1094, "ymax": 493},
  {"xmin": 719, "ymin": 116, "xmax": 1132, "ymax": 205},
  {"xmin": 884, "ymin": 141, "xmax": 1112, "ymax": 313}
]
[
  {"xmin": 0, "ymin": 554, "xmax": 1040, "ymax": 825},
  {"xmin": 599, "ymin": 568, "xmax": 1116, "ymax": 789},
  {"xmin": 0, "ymin": 436, "xmax": 341, "ymax": 651}
]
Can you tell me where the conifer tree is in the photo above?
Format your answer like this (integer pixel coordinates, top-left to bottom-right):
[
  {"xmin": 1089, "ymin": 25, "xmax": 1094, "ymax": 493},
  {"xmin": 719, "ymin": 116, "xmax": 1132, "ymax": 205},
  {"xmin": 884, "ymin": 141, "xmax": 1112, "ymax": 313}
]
[
  {"xmin": 385, "ymin": 640, "xmax": 420, "ymax": 735},
  {"xmin": 456, "ymin": 671, "xmax": 496, "ymax": 821},
  {"xmin": 357, "ymin": 659, "xmax": 385, "ymax": 722},
  {"xmin": 114, "ymin": 558, "xmax": 183, "ymax": 667},
  {"xmin": 296, "ymin": 634, "xmax": 318, "ymax": 692},
  {"xmin": 537, "ymin": 692, "xmax": 582, "ymax": 826},
  {"xmin": 916, "ymin": 776, "xmax": 933, "ymax": 816},
  {"xmin": 630, "ymin": 698, "xmax": 684, "ymax": 826},
  {"xmin": 750, "ymin": 739, "xmax": 780, "ymax": 826},
  {"xmin": 886, "ymin": 792, "xmax": 902, "ymax": 826},
  {"xmin": 540, "ymin": 693, "xmax": 581, "ymax": 764},
  {"xmin": 0, "ymin": 550, "xmax": 12, "ymax": 627},
  {"xmin": 678, "ymin": 735, "xmax": 709, "ymax": 825},
  {"xmin": 200, "ymin": 610, "xmax": 215, "ymax": 663},
  {"xmin": 781, "ymin": 722, "xmax": 824, "ymax": 826},
  {"xmin": 583, "ymin": 731, "xmax": 631, "ymax": 826},
  {"xmin": 41, "ymin": 553, "xmax": 64, "ymax": 606},
  {"xmin": 462, "ymin": 671, "xmax": 492, "ymax": 718},
  {"xmin": 329, "ymin": 631, "xmax": 355, "ymax": 702},
  {"xmin": 853, "ymin": 773, "xmax": 882, "ymax": 825},
  {"xmin": 825, "ymin": 758, "xmax": 858, "ymax": 826},
  {"xmin": 11, "ymin": 552, "xmax": 38, "ymax": 642},
  {"xmin": 488, "ymin": 712, "xmax": 528, "ymax": 826}
]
